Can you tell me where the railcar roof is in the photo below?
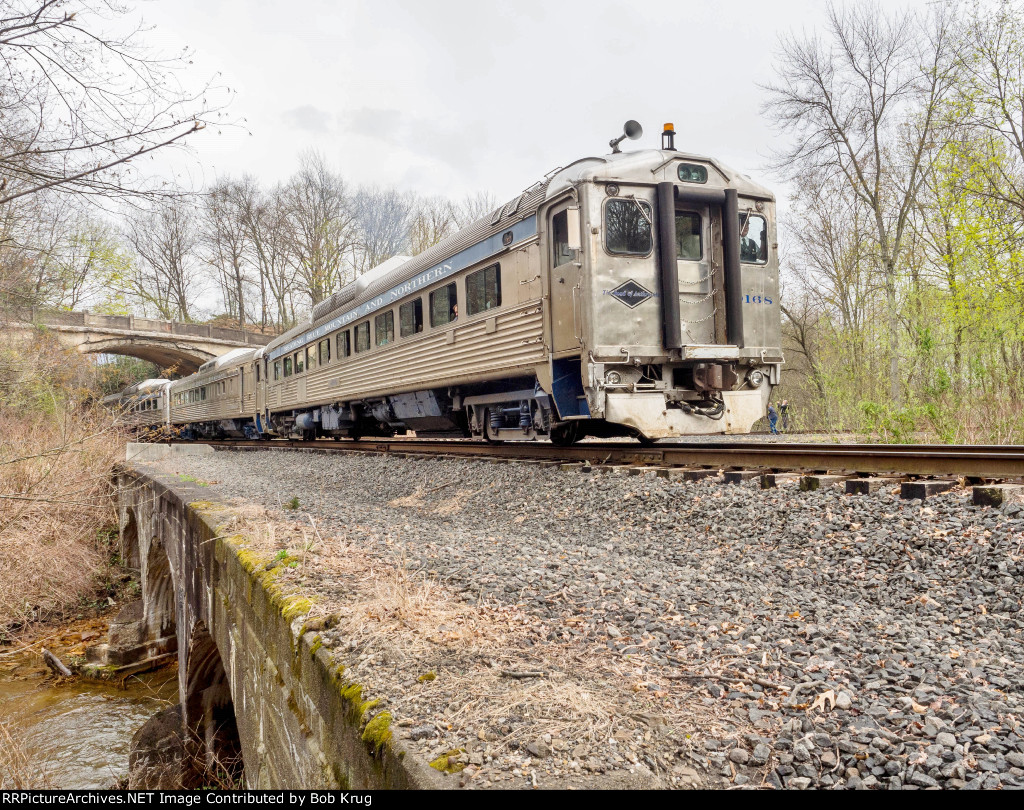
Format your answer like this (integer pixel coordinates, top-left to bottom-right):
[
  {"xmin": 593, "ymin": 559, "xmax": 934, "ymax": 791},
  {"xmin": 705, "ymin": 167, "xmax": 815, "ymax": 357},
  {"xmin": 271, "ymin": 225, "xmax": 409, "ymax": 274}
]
[{"xmin": 267, "ymin": 147, "xmax": 774, "ymax": 355}]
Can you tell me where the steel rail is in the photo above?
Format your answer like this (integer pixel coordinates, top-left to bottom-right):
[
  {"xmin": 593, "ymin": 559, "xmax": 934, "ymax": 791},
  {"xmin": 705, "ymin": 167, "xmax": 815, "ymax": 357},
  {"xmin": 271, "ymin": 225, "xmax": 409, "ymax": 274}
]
[{"xmin": 186, "ymin": 438, "xmax": 1024, "ymax": 479}]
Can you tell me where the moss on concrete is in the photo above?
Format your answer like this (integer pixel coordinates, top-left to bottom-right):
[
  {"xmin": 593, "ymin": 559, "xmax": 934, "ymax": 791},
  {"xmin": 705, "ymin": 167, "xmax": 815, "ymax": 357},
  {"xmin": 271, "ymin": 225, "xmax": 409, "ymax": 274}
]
[
  {"xmin": 429, "ymin": 750, "xmax": 466, "ymax": 774},
  {"xmin": 361, "ymin": 712, "xmax": 393, "ymax": 755}
]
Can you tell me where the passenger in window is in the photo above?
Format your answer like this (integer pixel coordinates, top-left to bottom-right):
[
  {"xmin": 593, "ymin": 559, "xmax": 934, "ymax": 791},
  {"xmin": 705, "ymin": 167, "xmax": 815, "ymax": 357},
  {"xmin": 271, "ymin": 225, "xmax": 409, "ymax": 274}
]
[{"xmin": 450, "ymin": 303, "xmax": 458, "ymax": 321}]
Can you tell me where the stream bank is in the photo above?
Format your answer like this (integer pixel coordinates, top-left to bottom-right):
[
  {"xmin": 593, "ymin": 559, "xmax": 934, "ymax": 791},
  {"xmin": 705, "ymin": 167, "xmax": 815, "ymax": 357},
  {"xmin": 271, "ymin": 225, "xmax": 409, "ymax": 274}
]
[{"xmin": 0, "ymin": 613, "xmax": 179, "ymax": 788}]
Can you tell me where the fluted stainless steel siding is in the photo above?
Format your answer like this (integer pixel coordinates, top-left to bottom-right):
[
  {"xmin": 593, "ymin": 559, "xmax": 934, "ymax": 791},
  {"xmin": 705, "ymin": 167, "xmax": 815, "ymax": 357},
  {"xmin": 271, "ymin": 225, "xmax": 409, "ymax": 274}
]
[{"xmin": 267, "ymin": 304, "xmax": 544, "ymax": 409}]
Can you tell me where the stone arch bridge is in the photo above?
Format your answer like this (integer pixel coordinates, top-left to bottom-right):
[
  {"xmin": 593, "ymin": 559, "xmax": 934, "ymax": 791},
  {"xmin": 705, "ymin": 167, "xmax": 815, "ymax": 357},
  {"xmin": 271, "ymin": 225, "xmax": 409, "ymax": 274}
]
[
  {"xmin": 98, "ymin": 452, "xmax": 439, "ymax": 789},
  {"xmin": 4, "ymin": 308, "xmax": 274, "ymax": 374}
]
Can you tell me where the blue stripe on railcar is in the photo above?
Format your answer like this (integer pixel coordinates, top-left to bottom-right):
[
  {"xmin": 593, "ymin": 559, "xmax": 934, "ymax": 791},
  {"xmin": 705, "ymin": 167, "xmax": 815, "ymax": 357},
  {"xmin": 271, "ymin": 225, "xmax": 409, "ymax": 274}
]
[{"xmin": 269, "ymin": 215, "xmax": 538, "ymax": 361}]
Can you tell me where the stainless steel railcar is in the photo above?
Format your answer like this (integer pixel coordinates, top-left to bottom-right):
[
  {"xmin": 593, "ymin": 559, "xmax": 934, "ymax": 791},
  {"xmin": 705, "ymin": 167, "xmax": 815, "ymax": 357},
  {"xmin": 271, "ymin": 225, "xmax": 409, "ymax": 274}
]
[
  {"xmin": 102, "ymin": 378, "xmax": 171, "ymax": 431},
  {"xmin": 161, "ymin": 122, "xmax": 783, "ymax": 444}
]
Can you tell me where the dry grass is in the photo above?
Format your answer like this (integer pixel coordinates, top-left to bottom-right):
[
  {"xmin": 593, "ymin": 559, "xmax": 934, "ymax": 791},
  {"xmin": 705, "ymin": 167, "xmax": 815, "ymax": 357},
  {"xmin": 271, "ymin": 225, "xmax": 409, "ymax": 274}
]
[
  {"xmin": 0, "ymin": 717, "xmax": 51, "ymax": 788},
  {"xmin": 0, "ymin": 406, "xmax": 127, "ymax": 632},
  {"xmin": 215, "ymin": 504, "xmax": 725, "ymax": 762}
]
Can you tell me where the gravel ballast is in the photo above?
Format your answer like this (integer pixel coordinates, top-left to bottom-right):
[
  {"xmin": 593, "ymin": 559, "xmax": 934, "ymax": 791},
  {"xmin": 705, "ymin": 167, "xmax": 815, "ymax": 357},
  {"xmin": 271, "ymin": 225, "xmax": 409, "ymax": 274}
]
[{"xmin": 155, "ymin": 449, "xmax": 1024, "ymax": 790}]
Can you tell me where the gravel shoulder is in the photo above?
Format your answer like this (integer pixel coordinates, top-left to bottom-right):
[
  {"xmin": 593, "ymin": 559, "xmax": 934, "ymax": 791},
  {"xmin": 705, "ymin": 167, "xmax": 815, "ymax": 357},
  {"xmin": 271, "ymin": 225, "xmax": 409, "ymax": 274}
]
[{"xmin": 154, "ymin": 449, "xmax": 1024, "ymax": 790}]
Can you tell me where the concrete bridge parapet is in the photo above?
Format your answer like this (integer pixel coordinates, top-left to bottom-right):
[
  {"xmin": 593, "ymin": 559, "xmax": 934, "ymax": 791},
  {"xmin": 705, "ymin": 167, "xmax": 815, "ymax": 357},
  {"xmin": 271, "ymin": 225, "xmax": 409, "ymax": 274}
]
[
  {"xmin": 4, "ymin": 308, "xmax": 276, "ymax": 374},
  {"xmin": 112, "ymin": 465, "xmax": 441, "ymax": 789}
]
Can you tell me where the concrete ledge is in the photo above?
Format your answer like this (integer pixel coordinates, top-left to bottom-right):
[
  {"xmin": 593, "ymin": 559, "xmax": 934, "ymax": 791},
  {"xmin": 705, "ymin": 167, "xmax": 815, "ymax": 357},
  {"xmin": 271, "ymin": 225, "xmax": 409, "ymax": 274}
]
[
  {"xmin": 972, "ymin": 484, "xmax": 1024, "ymax": 507},
  {"xmin": 846, "ymin": 477, "xmax": 900, "ymax": 495},
  {"xmin": 126, "ymin": 443, "xmax": 215, "ymax": 463},
  {"xmin": 119, "ymin": 466, "xmax": 444, "ymax": 789},
  {"xmin": 900, "ymin": 480, "xmax": 956, "ymax": 500}
]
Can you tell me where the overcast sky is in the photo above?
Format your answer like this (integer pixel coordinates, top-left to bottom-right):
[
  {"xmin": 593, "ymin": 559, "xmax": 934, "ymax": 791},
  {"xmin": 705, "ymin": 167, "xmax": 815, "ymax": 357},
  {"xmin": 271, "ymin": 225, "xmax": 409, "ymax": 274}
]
[{"xmin": 136, "ymin": 0, "xmax": 934, "ymax": 208}]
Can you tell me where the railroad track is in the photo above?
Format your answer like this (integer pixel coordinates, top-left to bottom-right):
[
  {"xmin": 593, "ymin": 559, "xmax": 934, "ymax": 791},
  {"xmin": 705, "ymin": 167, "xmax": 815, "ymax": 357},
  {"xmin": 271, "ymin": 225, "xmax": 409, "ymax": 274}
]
[{"xmin": 184, "ymin": 438, "xmax": 1024, "ymax": 480}]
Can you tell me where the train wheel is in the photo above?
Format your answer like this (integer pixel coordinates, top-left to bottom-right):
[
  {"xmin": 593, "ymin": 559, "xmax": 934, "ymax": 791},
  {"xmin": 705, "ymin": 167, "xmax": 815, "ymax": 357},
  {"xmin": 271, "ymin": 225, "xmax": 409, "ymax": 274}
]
[{"xmin": 550, "ymin": 422, "xmax": 582, "ymax": 447}]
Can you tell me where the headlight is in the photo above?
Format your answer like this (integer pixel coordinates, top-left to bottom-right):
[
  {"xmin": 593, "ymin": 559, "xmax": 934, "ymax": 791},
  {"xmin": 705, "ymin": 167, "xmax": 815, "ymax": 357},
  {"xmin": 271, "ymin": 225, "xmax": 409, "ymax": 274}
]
[
  {"xmin": 605, "ymin": 370, "xmax": 622, "ymax": 385},
  {"xmin": 747, "ymin": 369, "xmax": 764, "ymax": 388}
]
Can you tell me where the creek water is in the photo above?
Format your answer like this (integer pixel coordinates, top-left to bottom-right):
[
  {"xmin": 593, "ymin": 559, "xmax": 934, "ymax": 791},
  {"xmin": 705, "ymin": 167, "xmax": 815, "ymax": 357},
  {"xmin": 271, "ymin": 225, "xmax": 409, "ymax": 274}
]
[{"xmin": 0, "ymin": 629, "xmax": 178, "ymax": 788}]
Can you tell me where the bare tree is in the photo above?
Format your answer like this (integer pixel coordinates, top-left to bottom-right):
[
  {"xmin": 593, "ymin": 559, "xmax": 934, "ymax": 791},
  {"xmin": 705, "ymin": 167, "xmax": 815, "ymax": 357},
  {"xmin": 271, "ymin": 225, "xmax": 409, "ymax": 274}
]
[
  {"xmin": 232, "ymin": 177, "xmax": 296, "ymax": 329},
  {"xmin": 453, "ymin": 190, "xmax": 498, "ymax": 229},
  {"xmin": 407, "ymin": 195, "xmax": 457, "ymax": 256},
  {"xmin": 283, "ymin": 152, "xmax": 356, "ymax": 307},
  {"xmin": 0, "ymin": 1, "xmax": 227, "ymax": 207},
  {"xmin": 203, "ymin": 179, "xmax": 253, "ymax": 326},
  {"xmin": 763, "ymin": 1, "xmax": 958, "ymax": 401},
  {"xmin": 122, "ymin": 197, "xmax": 202, "ymax": 320},
  {"xmin": 350, "ymin": 186, "xmax": 415, "ymax": 274},
  {"xmin": 953, "ymin": 0, "xmax": 1024, "ymax": 214}
]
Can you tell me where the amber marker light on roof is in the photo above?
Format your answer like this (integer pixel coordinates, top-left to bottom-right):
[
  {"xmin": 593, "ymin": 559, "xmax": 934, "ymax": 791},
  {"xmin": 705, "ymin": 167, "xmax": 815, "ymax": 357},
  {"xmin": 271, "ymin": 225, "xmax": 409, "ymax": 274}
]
[{"xmin": 662, "ymin": 123, "xmax": 676, "ymax": 151}]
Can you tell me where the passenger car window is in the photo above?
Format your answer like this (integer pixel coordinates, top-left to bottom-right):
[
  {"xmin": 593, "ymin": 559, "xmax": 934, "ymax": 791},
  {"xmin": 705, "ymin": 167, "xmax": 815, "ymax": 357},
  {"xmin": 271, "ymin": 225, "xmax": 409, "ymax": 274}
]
[
  {"xmin": 306, "ymin": 345, "xmax": 316, "ymax": 371},
  {"xmin": 273, "ymin": 361, "xmax": 281, "ymax": 381},
  {"xmin": 675, "ymin": 212, "xmax": 702, "ymax": 260},
  {"xmin": 319, "ymin": 339, "xmax": 330, "ymax": 365},
  {"xmin": 294, "ymin": 351, "xmax": 304, "ymax": 374},
  {"xmin": 400, "ymin": 299, "xmax": 423, "ymax": 337},
  {"xmin": 283, "ymin": 357, "xmax": 292, "ymax": 377},
  {"xmin": 466, "ymin": 264, "xmax": 501, "ymax": 316},
  {"xmin": 354, "ymin": 322, "xmax": 370, "ymax": 353},
  {"xmin": 430, "ymin": 282, "xmax": 458, "ymax": 327},
  {"xmin": 375, "ymin": 311, "xmax": 394, "ymax": 346},
  {"xmin": 338, "ymin": 330, "xmax": 351, "ymax": 358},
  {"xmin": 606, "ymin": 198, "xmax": 653, "ymax": 255},
  {"xmin": 739, "ymin": 213, "xmax": 768, "ymax": 264}
]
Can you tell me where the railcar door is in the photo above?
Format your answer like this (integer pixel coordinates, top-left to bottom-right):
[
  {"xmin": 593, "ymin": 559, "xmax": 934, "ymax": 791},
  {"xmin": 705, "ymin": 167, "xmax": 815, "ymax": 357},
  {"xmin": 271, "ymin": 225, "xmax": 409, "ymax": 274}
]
[
  {"xmin": 675, "ymin": 205, "xmax": 715, "ymax": 345},
  {"xmin": 548, "ymin": 204, "xmax": 582, "ymax": 354}
]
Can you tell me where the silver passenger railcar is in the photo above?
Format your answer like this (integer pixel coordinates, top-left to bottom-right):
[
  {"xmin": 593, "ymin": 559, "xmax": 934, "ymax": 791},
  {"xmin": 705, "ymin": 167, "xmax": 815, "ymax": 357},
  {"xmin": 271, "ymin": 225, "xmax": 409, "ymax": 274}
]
[
  {"xmin": 255, "ymin": 123, "xmax": 781, "ymax": 444},
  {"xmin": 131, "ymin": 122, "xmax": 783, "ymax": 444},
  {"xmin": 103, "ymin": 378, "xmax": 171, "ymax": 431}
]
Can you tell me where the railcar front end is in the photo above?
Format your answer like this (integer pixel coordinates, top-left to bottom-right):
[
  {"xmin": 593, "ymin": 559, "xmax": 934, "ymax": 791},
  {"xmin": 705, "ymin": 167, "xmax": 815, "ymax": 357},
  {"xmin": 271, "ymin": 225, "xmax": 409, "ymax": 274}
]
[{"xmin": 548, "ymin": 140, "xmax": 782, "ymax": 441}]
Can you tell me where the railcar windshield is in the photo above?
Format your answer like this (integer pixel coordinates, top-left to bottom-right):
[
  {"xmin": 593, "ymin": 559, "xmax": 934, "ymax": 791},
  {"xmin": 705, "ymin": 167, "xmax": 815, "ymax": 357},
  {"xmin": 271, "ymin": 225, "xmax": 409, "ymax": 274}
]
[
  {"xmin": 739, "ymin": 212, "xmax": 768, "ymax": 264},
  {"xmin": 605, "ymin": 199, "xmax": 653, "ymax": 255}
]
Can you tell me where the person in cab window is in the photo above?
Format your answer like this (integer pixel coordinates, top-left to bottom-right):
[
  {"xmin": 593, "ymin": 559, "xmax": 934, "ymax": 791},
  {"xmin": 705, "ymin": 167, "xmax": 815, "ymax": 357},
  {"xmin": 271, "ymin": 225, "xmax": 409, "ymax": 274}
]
[{"xmin": 740, "ymin": 218, "xmax": 759, "ymax": 262}]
